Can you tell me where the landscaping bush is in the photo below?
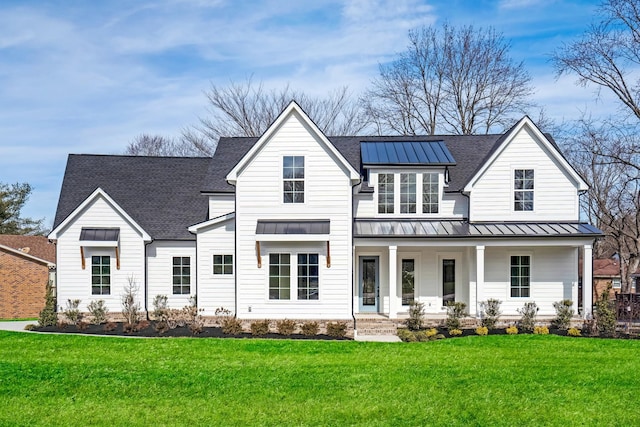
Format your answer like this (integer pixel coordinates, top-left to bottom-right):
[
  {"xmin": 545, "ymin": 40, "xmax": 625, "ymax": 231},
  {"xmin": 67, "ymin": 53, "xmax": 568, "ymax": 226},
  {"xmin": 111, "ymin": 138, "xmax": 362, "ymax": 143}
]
[
  {"xmin": 425, "ymin": 328, "xmax": 438, "ymax": 338},
  {"xmin": 221, "ymin": 317, "xmax": 243, "ymax": 335},
  {"xmin": 397, "ymin": 329, "xmax": 417, "ymax": 342},
  {"xmin": 250, "ymin": 320, "xmax": 270, "ymax": 336},
  {"xmin": 63, "ymin": 299, "xmax": 82, "ymax": 325},
  {"xmin": 551, "ymin": 299, "xmax": 574, "ymax": 330},
  {"xmin": 517, "ymin": 302, "xmax": 538, "ymax": 333},
  {"xmin": 479, "ymin": 298, "xmax": 502, "ymax": 329},
  {"xmin": 276, "ymin": 319, "xmax": 296, "ymax": 335},
  {"xmin": 594, "ymin": 288, "xmax": 617, "ymax": 337},
  {"xmin": 445, "ymin": 301, "xmax": 467, "ymax": 330},
  {"xmin": 326, "ymin": 321, "xmax": 348, "ymax": 338},
  {"xmin": 567, "ymin": 327, "xmax": 581, "ymax": 337},
  {"xmin": 301, "ymin": 321, "xmax": 319, "ymax": 336},
  {"xmin": 38, "ymin": 280, "xmax": 57, "ymax": 327},
  {"xmin": 87, "ymin": 300, "xmax": 108, "ymax": 325},
  {"xmin": 406, "ymin": 300, "xmax": 425, "ymax": 331},
  {"xmin": 155, "ymin": 321, "xmax": 170, "ymax": 334},
  {"xmin": 534, "ymin": 326, "xmax": 549, "ymax": 335},
  {"xmin": 475, "ymin": 326, "xmax": 488, "ymax": 336},
  {"xmin": 152, "ymin": 295, "xmax": 169, "ymax": 321},
  {"xmin": 449, "ymin": 328, "xmax": 463, "ymax": 336},
  {"xmin": 103, "ymin": 321, "xmax": 117, "ymax": 332},
  {"xmin": 121, "ymin": 278, "xmax": 141, "ymax": 328},
  {"xmin": 414, "ymin": 330, "xmax": 430, "ymax": 341},
  {"xmin": 506, "ymin": 325, "xmax": 518, "ymax": 335}
]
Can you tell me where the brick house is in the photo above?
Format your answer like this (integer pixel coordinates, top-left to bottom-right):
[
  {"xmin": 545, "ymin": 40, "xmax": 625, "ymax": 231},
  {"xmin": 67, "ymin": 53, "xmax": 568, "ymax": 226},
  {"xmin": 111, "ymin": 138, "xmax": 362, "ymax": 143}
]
[
  {"xmin": 592, "ymin": 258, "xmax": 639, "ymax": 299},
  {"xmin": 0, "ymin": 235, "xmax": 56, "ymax": 319}
]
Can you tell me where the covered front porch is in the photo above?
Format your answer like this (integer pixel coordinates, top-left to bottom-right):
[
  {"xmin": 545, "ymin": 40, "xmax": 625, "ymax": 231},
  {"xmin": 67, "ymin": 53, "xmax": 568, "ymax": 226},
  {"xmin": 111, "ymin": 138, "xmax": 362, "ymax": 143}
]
[{"xmin": 352, "ymin": 220, "xmax": 601, "ymax": 319}]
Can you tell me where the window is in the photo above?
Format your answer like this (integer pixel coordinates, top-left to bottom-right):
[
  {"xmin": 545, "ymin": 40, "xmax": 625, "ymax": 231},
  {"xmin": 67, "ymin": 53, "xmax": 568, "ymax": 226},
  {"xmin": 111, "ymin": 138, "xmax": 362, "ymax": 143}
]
[
  {"xmin": 269, "ymin": 254, "xmax": 290, "ymax": 300},
  {"xmin": 423, "ymin": 173, "xmax": 439, "ymax": 213},
  {"xmin": 213, "ymin": 254, "xmax": 233, "ymax": 275},
  {"xmin": 378, "ymin": 173, "xmax": 394, "ymax": 214},
  {"xmin": 298, "ymin": 254, "xmax": 319, "ymax": 300},
  {"xmin": 514, "ymin": 169, "xmax": 534, "ymax": 211},
  {"xmin": 612, "ymin": 278, "xmax": 622, "ymax": 289},
  {"xmin": 283, "ymin": 156, "xmax": 304, "ymax": 203},
  {"xmin": 172, "ymin": 257, "xmax": 190, "ymax": 295},
  {"xmin": 510, "ymin": 255, "xmax": 530, "ymax": 297},
  {"xmin": 442, "ymin": 259, "xmax": 455, "ymax": 304},
  {"xmin": 91, "ymin": 255, "xmax": 110, "ymax": 295},
  {"xmin": 401, "ymin": 259, "xmax": 415, "ymax": 305},
  {"xmin": 400, "ymin": 173, "xmax": 416, "ymax": 213}
]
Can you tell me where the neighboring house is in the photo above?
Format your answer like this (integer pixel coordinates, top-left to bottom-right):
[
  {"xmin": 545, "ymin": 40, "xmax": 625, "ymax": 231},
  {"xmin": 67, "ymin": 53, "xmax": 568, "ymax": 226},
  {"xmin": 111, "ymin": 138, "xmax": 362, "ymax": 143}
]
[
  {"xmin": 591, "ymin": 258, "xmax": 638, "ymax": 299},
  {"xmin": 48, "ymin": 102, "xmax": 601, "ymax": 331},
  {"xmin": 0, "ymin": 235, "xmax": 56, "ymax": 319}
]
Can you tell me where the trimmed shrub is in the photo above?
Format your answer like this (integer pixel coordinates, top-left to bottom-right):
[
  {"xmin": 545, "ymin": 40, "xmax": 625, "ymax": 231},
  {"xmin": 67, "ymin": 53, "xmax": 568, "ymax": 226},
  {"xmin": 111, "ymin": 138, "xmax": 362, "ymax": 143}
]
[
  {"xmin": 397, "ymin": 329, "xmax": 417, "ymax": 342},
  {"xmin": 534, "ymin": 325, "xmax": 549, "ymax": 335},
  {"xmin": 449, "ymin": 328, "xmax": 463, "ymax": 336},
  {"xmin": 414, "ymin": 330, "xmax": 430, "ymax": 342},
  {"xmin": 567, "ymin": 327, "xmax": 581, "ymax": 337},
  {"xmin": 276, "ymin": 319, "xmax": 296, "ymax": 335},
  {"xmin": 594, "ymin": 288, "xmax": 617, "ymax": 337},
  {"xmin": 221, "ymin": 317, "xmax": 243, "ymax": 335},
  {"xmin": 517, "ymin": 302, "xmax": 538, "ymax": 333},
  {"xmin": 152, "ymin": 295, "xmax": 169, "ymax": 321},
  {"xmin": 406, "ymin": 300, "xmax": 425, "ymax": 331},
  {"xmin": 475, "ymin": 326, "xmax": 488, "ymax": 336},
  {"xmin": 425, "ymin": 328, "xmax": 438, "ymax": 338},
  {"xmin": 480, "ymin": 299, "xmax": 502, "ymax": 329},
  {"xmin": 552, "ymin": 299, "xmax": 574, "ymax": 330},
  {"xmin": 506, "ymin": 325, "xmax": 518, "ymax": 335},
  {"xmin": 445, "ymin": 301, "xmax": 467, "ymax": 331},
  {"xmin": 250, "ymin": 320, "xmax": 270, "ymax": 336},
  {"xmin": 63, "ymin": 299, "xmax": 82, "ymax": 325},
  {"xmin": 121, "ymin": 277, "xmax": 141, "ymax": 328},
  {"xmin": 301, "ymin": 321, "xmax": 319, "ymax": 336},
  {"xmin": 326, "ymin": 321, "xmax": 348, "ymax": 338},
  {"xmin": 38, "ymin": 280, "xmax": 57, "ymax": 327},
  {"xmin": 87, "ymin": 300, "xmax": 108, "ymax": 325}
]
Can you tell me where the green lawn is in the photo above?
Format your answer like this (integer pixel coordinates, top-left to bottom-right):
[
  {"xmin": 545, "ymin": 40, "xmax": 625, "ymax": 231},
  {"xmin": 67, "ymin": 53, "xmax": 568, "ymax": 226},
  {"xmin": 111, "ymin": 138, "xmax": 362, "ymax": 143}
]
[{"xmin": 1, "ymin": 332, "xmax": 638, "ymax": 426}]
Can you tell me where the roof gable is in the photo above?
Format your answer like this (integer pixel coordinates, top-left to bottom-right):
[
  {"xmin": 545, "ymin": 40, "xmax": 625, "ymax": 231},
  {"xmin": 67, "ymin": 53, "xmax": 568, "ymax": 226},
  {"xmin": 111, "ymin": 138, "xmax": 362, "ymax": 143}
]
[
  {"xmin": 463, "ymin": 116, "xmax": 588, "ymax": 192},
  {"xmin": 225, "ymin": 101, "xmax": 360, "ymax": 185},
  {"xmin": 0, "ymin": 235, "xmax": 55, "ymax": 263}
]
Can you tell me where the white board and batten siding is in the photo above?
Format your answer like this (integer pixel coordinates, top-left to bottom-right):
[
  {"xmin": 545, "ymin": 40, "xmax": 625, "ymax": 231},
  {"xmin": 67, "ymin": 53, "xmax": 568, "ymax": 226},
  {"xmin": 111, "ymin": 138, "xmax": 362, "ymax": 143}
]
[
  {"xmin": 195, "ymin": 217, "xmax": 236, "ymax": 316},
  {"xmin": 54, "ymin": 195, "xmax": 146, "ymax": 313},
  {"xmin": 469, "ymin": 126, "xmax": 580, "ymax": 222},
  {"xmin": 235, "ymin": 111, "xmax": 353, "ymax": 319},
  {"xmin": 146, "ymin": 240, "xmax": 196, "ymax": 310}
]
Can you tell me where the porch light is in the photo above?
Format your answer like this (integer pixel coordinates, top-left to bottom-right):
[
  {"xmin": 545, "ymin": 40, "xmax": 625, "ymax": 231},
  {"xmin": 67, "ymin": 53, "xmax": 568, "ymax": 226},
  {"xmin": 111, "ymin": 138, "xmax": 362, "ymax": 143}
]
[{"xmin": 444, "ymin": 166, "xmax": 450, "ymax": 185}]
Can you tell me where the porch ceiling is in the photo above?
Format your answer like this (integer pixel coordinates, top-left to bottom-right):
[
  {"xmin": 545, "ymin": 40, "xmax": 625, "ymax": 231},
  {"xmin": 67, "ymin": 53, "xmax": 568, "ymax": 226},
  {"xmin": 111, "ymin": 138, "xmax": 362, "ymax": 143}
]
[{"xmin": 353, "ymin": 219, "xmax": 603, "ymax": 238}]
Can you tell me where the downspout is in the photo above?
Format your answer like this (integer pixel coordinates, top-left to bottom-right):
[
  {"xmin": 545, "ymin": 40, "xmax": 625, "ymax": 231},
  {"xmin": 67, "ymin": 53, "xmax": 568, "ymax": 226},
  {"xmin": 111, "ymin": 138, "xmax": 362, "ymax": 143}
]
[
  {"xmin": 351, "ymin": 179, "xmax": 361, "ymax": 337},
  {"xmin": 144, "ymin": 240, "xmax": 153, "ymax": 321}
]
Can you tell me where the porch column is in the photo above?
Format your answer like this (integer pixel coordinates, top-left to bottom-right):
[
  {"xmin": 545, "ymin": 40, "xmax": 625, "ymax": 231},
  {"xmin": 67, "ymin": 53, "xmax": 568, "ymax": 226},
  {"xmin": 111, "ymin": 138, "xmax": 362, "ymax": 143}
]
[
  {"xmin": 583, "ymin": 244, "xmax": 593, "ymax": 318},
  {"xmin": 473, "ymin": 245, "xmax": 485, "ymax": 317},
  {"xmin": 388, "ymin": 245, "xmax": 398, "ymax": 318}
]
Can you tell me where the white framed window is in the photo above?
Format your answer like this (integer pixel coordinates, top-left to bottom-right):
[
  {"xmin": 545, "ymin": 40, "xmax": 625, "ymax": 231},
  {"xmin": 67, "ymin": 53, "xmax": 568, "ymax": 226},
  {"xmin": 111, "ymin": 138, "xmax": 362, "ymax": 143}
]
[
  {"xmin": 283, "ymin": 156, "xmax": 304, "ymax": 203},
  {"xmin": 401, "ymin": 259, "xmax": 415, "ymax": 305},
  {"xmin": 422, "ymin": 172, "xmax": 439, "ymax": 214},
  {"xmin": 297, "ymin": 253, "xmax": 319, "ymax": 300},
  {"xmin": 510, "ymin": 255, "xmax": 530, "ymax": 298},
  {"xmin": 213, "ymin": 254, "xmax": 233, "ymax": 275},
  {"xmin": 172, "ymin": 256, "xmax": 191, "ymax": 295},
  {"xmin": 269, "ymin": 253, "xmax": 291, "ymax": 300},
  {"xmin": 378, "ymin": 173, "xmax": 394, "ymax": 214},
  {"xmin": 91, "ymin": 255, "xmax": 111, "ymax": 295},
  {"xmin": 400, "ymin": 173, "xmax": 417, "ymax": 213},
  {"xmin": 612, "ymin": 278, "xmax": 621, "ymax": 289},
  {"xmin": 514, "ymin": 169, "xmax": 534, "ymax": 211}
]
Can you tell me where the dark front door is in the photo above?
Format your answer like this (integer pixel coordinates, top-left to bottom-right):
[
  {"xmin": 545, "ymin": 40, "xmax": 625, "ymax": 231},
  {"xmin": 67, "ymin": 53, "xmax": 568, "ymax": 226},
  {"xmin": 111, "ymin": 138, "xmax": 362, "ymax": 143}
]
[
  {"xmin": 359, "ymin": 256, "xmax": 379, "ymax": 312},
  {"xmin": 443, "ymin": 259, "xmax": 455, "ymax": 304}
]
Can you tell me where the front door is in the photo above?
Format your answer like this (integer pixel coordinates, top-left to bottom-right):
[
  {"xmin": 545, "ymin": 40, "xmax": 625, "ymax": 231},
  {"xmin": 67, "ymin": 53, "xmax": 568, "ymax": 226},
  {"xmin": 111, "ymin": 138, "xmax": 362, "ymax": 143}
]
[{"xmin": 359, "ymin": 256, "xmax": 379, "ymax": 312}]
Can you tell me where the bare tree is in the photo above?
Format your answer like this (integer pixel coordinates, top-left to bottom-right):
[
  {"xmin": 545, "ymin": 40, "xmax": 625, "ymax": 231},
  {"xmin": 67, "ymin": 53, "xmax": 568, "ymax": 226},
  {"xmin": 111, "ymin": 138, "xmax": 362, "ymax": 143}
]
[
  {"xmin": 364, "ymin": 24, "xmax": 533, "ymax": 135},
  {"xmin": 124, "ymin": 134, "xmax": 200, "ymax": 157},
  {"xmin": 182, "ymin": 78, "xmax": 368, "ymax": 155}
]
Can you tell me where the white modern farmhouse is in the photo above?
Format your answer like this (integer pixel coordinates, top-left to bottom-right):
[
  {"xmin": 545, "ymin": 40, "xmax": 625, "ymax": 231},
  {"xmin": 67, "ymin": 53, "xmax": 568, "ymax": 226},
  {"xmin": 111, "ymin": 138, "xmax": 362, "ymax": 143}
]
[{"xmin": 49, "ymin": 101, "xmax": 601, "ymax": 330}]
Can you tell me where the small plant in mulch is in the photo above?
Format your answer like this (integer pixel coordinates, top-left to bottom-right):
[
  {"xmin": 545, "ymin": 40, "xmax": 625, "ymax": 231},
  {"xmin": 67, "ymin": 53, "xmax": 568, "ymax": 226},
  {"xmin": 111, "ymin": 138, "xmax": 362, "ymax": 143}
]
[
  {"xmin": 449, "ymin": 328, "xmax": 463, "ymax": 337},
  {"xmin": 406, "ymin": 300, "xmax": 425, "ymax": 331},
  {"xmin": 276, "ymin": 319, "xmax": 296, "ymax": 335},
  {"xmin": 480, "ymin": 299, "xmax": 502, "ymax": 329},
  {"xmin": 250, "ymin": 320, "xmax": 270, "ymax": 336},
  {"xmin": 87, "ymin": 300, "xmax": 109, "ymax": 325},
  {"xmin": 475, "ymin": 326, "xmax": 489, "ymax": 336},
  {"xmin": 63, "ymin": 299, "xmax": 82, "ymax": 326},
  {"xmin": 594, "ymin": 287, "xmax": 617, "ymax": 337},
  {"xmin": 567, "ymin": 327, "xmax": 581, "ymax": 337},
  {"xmin": 326, "ymin": 321, "xmax": 348, "ymax": 338},
  {"xmin": 397, "ymin": 329, "xmax": 418, "ymax": 342},
  {"xmin": 38, "ymin": 280, "xmax": 58, "ymax": 327},
  {"xmin": 534, "ymin": 326, "xmax": 549, "ymax": 335},
  {"xmin": 301, "ymin": 321, "xmax": 319, "ymax": 336},
  {"xmin": 103, "ymin": 322, "xmax": 117, "ymax": 332},
  {"xmin": 506, "ymin": 325, "xmax": 518, "ymax": 335},
  {"xmin": 551, "ymin": 299, "xmax": 574, "ymax": 330},
  {"xmin": 121, "ymin": 277, "xmax": 142, "ymax": 332},
  {"xmin": 517, "ymin": 302, "xmax": 538, "ymax": 333},
  {"xmin": 445, "ymin": 302, "xmax": 467, "ymax": 331},
  {"xmin": 221, "ymin": 317, "xmax": 243, "ymax": 335}
]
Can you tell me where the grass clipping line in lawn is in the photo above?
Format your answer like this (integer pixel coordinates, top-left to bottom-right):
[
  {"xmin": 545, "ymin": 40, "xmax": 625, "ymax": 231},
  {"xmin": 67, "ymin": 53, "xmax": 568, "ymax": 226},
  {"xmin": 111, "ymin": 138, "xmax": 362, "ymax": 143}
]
[{"xmin": 1, "ymin": 331, "xmax": 639, "ymax": 426}]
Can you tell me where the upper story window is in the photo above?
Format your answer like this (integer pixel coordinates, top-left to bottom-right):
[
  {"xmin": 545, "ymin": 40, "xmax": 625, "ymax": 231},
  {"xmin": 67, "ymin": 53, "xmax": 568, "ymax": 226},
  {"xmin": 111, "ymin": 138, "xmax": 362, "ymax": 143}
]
[
  {"xmin": 172, "ymin": 256, "xmax": 191, "ymax": 295},
  {"xmin": 283, "ymin": 156, "xmax": 304, "ymax": 203},
  {"xmin": 91, "ymin": 255, "xmax": 110, "ymax": 295},
  {"xmin": 514, "ymin": 169, "xmax": 534, "ymax": 211},
  {"xmin": 378, "ymin": 173, "xmax": 394, "ymax": 214},
  {"xmin": 400, "ymin": 173, "xmax": 416, "ymax": 213},
  {"xmin": 423, "ymin": 173, "xmax": 439, "ymax": 214}
]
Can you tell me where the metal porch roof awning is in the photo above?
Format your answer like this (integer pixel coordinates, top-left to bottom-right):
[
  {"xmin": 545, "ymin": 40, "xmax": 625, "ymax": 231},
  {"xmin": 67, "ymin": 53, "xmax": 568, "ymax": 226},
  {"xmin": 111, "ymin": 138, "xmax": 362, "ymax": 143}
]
[
  {"xmin": 360, "ymin": 141, "xmax": 456, "ymax": 166},
  {"xmin": 80, "ymin": 228, "xmax": 120, "ymax": 241},
  {"xmin": 353, "ymin": 220, "xmax": 603, "ymax": 238},
  {"xmin": 256, "ymin": 220, "xmax": 330, "ymax": 235}
]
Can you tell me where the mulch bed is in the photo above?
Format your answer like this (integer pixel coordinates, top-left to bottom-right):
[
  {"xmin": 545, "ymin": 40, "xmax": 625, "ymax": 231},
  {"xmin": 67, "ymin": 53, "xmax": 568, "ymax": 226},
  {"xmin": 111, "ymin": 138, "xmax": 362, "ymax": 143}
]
[
  {"xmin": 433, "ymin": 327, "xmax": 640, "ymax": 339},
  {"xmin": 32, "ymin": 322, "xmax": 351, "ymax": 340}
]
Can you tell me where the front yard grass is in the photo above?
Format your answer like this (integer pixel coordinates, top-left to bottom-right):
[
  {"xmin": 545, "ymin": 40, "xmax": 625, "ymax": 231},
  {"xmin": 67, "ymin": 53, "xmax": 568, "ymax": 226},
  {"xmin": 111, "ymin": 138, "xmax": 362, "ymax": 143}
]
[{"xmin": 1, "ymin": 331, "xmax": 638, "ymax": 426}]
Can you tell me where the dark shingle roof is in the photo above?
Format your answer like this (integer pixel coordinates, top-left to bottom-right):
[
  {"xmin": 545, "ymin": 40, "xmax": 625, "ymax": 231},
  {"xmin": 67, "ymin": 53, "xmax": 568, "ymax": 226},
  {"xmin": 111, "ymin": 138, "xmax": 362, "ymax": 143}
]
[{"xmin": 53, "ymin": 155, "xmax": 212, "ymax": 240}]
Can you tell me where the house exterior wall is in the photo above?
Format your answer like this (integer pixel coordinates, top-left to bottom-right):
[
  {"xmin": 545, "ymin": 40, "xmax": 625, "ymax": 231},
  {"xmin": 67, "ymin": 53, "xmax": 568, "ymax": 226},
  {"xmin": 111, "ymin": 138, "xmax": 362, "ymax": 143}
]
[
  {"xmin": 469, "ymin": 126, "xmax": 579, "ymax": 222},
  {"xmin": 147, "ymin": 240, "xmax": 196, "ymax": 311},
  {"xmin": 208, "ymin": 194, "xmax": 235, "ymax": 219},
  {"xmin": 234, "ymin": 111, "xmax": 353, "ymax": 319},
  {"xmin": 0, "ymin": 251, "xmax": 48, "ymax": 318},
  {"xmin": 55, "ymin": 195, "xmax": 146, "ymax": 313},
  {"xmin": 195, "ymin": 218, "xmax": 236, "ymax": 316}
]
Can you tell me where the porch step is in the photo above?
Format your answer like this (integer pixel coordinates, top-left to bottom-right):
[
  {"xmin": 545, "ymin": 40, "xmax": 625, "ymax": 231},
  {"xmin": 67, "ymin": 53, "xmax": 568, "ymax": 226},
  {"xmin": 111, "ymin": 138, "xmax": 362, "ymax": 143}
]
[{"xmin": 356, "ymin": 319, "xmax": 399, "ymax": 336}]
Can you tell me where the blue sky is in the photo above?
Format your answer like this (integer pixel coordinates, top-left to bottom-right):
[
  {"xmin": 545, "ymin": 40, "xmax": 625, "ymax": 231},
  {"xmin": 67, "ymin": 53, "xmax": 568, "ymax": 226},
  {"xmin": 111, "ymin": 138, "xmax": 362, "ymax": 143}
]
[{"xmin": 0, "ymin": 0, "xmax": 607, "ymax": 228}]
